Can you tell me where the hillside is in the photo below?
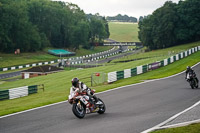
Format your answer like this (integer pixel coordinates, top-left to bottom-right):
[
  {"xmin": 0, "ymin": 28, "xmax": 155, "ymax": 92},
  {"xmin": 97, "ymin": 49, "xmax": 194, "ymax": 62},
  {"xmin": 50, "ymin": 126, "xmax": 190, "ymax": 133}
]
[{"xmin": 108, "ymin": 22, "xmax": 139, "ymax": 42}]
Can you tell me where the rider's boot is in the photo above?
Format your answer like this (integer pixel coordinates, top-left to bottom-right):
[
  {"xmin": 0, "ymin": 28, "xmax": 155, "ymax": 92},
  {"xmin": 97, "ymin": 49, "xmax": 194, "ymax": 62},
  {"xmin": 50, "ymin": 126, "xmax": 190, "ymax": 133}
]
[
  {"xmin": 93, "ymin": 95, "xmax": 98, "ymax": 103},
  {"xmin": 91, "ymin": 104, "xmax": 99, "ymax": 112}
]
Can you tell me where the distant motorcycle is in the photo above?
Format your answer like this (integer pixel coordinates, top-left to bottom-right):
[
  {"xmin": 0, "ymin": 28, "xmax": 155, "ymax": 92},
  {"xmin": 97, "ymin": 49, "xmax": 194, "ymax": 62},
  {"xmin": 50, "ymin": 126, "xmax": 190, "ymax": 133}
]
[
  {"xmin": 186, "ymin": 72, "xmax": 199, "ymax": 89},
  {"xmin": 68, "ymin": 89, "xmax": 106, "ymax": 119}
]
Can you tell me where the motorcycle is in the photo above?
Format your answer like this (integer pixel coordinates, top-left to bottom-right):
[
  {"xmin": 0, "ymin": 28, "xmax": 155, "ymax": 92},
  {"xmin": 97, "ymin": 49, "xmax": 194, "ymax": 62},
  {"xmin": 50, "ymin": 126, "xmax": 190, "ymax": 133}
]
[
  {"xmin": 68, "ymin": 89, "xmax": 106, "ymax": 119},
  {"xmin": 186, "ymin": 72, "xmax": 199, "ymax": 89}
]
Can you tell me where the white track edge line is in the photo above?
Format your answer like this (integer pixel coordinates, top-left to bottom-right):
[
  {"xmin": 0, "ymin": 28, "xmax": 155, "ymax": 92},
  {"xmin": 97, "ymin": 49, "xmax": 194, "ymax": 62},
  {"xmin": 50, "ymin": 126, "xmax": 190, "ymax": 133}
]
[
  {"xmin": 141, "ymin": 100, "xmax": 200, "ymax": 133},
  {"xmin": 155, "ymin": 119, "xmax": 200, "ymax": 130},
  {"xmin": 141, "ymin": 62, "xmax": 200, "ymax": 133},
  {"xmin": 1, "ymin": 62, "xmax": 200, "ymax": 119},
  {"xmin": 0, "ymin": 101, "xmax": 67, "ymax": 119}
]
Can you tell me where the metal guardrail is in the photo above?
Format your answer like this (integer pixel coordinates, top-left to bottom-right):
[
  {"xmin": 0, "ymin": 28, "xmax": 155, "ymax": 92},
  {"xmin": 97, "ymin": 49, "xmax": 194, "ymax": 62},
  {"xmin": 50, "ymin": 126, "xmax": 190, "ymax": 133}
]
[
  {"xmin": 108, "ymin": 46, "xmax": 200, "ymax": 83},
  {"xmin": 0, "ymin": 84, "xmax": 44, "ymax": 101},
  {"xmin": 0, "ymin": 47, "xmax": 116, "ymax": 72}
]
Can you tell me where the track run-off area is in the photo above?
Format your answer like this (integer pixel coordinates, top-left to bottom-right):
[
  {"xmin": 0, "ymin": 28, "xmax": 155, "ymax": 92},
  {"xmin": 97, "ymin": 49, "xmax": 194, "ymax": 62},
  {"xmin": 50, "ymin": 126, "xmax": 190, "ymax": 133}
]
[{"xmin": 0, "ymin": 63, "xmax": 200, "ymax": 133}]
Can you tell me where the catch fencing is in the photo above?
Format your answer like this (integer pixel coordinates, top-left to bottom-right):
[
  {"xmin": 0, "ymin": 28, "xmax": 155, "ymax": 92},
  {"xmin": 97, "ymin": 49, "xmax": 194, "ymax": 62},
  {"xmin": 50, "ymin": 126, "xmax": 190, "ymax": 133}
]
[
  {"xmin": 80, "ymin": 72, "xmax": 107, "ymax": 87},
  {"xmin": 108, "ymin": 46, "xmax": 200, "ymax": 83}
]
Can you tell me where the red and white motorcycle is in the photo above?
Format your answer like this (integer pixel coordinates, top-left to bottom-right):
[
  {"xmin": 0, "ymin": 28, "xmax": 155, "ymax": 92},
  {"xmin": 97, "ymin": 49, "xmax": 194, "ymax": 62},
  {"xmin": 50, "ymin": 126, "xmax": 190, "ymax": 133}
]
[{"xmin": 68, "ymin": 89, "xmax": 106, "ymax": 119}]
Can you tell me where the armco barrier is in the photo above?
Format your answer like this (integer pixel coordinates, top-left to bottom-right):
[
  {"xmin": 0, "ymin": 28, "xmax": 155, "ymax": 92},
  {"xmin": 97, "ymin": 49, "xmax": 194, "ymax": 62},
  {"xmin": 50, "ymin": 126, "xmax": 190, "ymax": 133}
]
[
  {"xmin": 142, "ymin": 65, "xmax": 148, "ymax": 73},
  {"xmin": 108, "ymin": 71, "xmax": 117, "ymax": 83},
  {"xmin": 0, "ymin": 85, "xmax": 39, "ymax": 101},
  {"xmin": 137, "ymin": 66, "xmax": 143, "ymax": 75},
  {"xmin": 160, "ymin": 60, "xmax": 164, "ymax": 67},
  {"xmin": 28, "ymin": 85, "xmax": 38, "ymax": 94},
  {"xmin": 124, "ymin": 69, "xmax": 131, "ymax": 79},
  {"xmin": 0, "ymin": 90, "xmax": 9, "ymax": 100},
  {"xmin": 107, "ymin": 46, "xmax": 200, "ymax": 83},
  {"xmin": 117, "ymin": 71, "xmax": 124, "ymax": 80},
  {"xmin": 131, "ymin": 68, "xmax": 137, "ymax": 76},
  {"xmin": 9, "ymin": 86, "xmax": 28, "ymax": 99},
  {"xmin": 0, "ymin": 60, "xmax": 59, "ymax": 72},
  {"xmin": 0, "ymin": 47, "xmax": 117, "ymax": 72}
]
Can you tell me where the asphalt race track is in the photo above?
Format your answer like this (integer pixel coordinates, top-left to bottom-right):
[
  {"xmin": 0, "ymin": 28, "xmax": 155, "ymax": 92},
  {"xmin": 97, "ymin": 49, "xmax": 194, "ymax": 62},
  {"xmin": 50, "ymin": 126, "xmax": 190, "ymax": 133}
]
[
  {"xmin": 0, "ymin": 71, "xmax": 22, "ymax": 80},
  {"xmin": 0, "ymin": 63, "xmax": 200, "ymax": 133}
]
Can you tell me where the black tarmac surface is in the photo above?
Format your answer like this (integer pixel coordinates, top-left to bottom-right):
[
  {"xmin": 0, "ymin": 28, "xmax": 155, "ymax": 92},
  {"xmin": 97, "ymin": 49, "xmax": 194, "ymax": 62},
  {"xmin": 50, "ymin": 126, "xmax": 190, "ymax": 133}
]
[
  {"xmin": 0, "ymin": 71, "xmax": 22, "ymax": 80},
  {"xmin": 0, "ymin": 64, "xmax": 200, "ymax": 133}
]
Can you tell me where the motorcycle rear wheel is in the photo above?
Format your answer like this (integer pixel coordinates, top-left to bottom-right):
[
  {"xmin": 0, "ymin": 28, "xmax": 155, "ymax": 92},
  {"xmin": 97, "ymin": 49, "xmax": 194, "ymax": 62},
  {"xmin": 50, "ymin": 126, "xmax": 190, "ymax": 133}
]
[
  {"xmin": 195, "ymin": 79, "xmax": 198, "ymax": 88},
  {"xmin": 72, "ymin": 101, "xmax": 86, "ymax": 119}
]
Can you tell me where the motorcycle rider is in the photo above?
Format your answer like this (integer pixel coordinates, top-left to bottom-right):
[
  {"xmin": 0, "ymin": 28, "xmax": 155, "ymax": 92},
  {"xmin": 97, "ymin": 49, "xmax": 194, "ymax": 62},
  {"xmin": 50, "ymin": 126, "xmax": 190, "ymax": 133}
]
[
  {"xmin": 69, "ymin": 77, "xmax": 98, "ymax": 113},
  {"xmin": 185, "ymin": 66, "xmax": 199, "ymax": 83}
]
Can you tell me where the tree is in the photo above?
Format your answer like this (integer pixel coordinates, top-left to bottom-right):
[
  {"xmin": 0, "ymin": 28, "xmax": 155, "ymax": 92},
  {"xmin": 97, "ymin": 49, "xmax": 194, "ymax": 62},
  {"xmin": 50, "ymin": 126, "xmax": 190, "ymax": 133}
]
[
  {"xmin": 0, "ymin": 0, "xmax": 43, "ymax": 52},
  {"xmin": 106, "ymin": 14, "xmax": 137, "ymax": 22},
  {"xmin": 0, "ymin": 0, "xmax": 110, "ymax": 53},
  {"xmin": 139, "ymin": 16, "xmax": 144, "ymax": 22},
  {"xmin": 89, "ymin": 16, "xmax": 106, "ymax": 44},
  {"xmin": 176, "ymin": 0, "xmax": 200, "ymax": 43},
  {"xmin": 139, "ymin": 1, "xmax": 178, "ymax": 50},
  {"xmin": 138, "ymin": 0, "xmax": 200, "ymax": 50}
]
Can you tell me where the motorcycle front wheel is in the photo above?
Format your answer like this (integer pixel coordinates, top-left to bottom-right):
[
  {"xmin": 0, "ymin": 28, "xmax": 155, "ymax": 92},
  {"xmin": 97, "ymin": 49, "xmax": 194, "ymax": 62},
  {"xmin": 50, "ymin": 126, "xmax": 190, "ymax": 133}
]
[
  {"xmin": 190, "ymin": 80, "xmax": 195, "ymax": 89},
  {"xmin": 72, "ymin": 101, "xmax": 86, "ymax": 119},
  {"xmin": 97, "ymin": 98, "xmax": 106, "ymax": 114}
]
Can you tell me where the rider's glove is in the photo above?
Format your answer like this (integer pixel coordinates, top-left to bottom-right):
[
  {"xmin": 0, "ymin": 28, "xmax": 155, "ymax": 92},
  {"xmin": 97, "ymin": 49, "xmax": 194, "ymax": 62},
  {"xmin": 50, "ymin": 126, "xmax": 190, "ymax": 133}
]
[
  {"xmin": 90, "ymin": 91, "xmax": 94, "ymax": 95},
  {"xmin": 68, "ymin": 99, "xmax": 73, "ymax": 104}
]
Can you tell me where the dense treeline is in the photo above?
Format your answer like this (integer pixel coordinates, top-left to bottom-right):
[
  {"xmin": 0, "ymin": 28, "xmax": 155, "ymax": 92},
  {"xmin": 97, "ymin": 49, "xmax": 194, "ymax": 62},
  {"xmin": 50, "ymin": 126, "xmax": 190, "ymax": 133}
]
[
  {"xmin": 138, "ymin": 0, "xmax": 200, "ymax": 50},
  {"xmin": 106, "ymin": 14, "xmax": 137, "ymax": 22},
  {"xmin": 0, "ymin": 0, "xmax": 109, "ymax": 53}
]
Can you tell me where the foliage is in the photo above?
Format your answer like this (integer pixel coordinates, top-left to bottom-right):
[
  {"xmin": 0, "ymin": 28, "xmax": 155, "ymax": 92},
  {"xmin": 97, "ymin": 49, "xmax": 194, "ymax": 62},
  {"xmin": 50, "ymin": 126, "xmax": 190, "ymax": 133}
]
[
  {"xmin": 138, "ymin": 0, "xmax": 200, "ymax": 50},
  {"xmin": 106, "ymin": 14, "xmax": 137, "ymax": 22},
  {"xmin": 0, "ymin": 0, "xmax": 43, "ymax": 52},
  {"xmin": 0, "ymin": 0, "xmax": 110, "ymax": 53}
]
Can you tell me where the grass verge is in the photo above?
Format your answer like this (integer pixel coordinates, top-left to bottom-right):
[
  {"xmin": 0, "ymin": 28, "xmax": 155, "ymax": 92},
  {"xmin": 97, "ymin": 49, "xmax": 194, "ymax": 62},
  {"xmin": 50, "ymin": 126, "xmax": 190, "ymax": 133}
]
[
  {"xmin": 111, "ymin": 42, "xmax": 200, "ymax": 63},
  {"xmin": 0, "ymin": 47, "xmax": 199, "ymax": 116},
  {"xmin": 0, "ymin": 46, "xmax": 112, "ymax": 68},
  {"xmin": 151, "ymin": 123, "xmax": 200, "ymax": 133}
]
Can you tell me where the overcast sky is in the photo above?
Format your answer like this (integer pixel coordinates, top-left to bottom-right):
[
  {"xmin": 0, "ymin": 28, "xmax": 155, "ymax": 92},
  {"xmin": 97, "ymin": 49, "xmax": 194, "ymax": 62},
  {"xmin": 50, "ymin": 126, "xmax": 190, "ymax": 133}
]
[{"xmin": 55, "ymin": 0, "xmax": 180, "ymax": 19}]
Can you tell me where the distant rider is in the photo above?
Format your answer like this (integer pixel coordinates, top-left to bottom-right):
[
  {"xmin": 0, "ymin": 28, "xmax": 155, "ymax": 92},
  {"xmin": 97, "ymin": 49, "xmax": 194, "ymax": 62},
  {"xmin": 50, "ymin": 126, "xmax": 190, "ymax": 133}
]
[
  {"xmin": 185, "ymin": 66, "xmax": 199, "ymax": 83},
  {"xmin": 69, "ymin": 77, "xmax": 98, "ymax": 113}
]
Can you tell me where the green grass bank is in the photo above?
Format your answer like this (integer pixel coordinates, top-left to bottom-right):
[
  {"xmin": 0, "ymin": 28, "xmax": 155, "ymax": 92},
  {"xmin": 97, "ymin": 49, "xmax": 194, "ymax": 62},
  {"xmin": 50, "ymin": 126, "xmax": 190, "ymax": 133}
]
[
  {"xmin": 108, "ymin": 22, "xmax": 139, "ymax": 42},
  {"xmin": 0, "ymin": 46, "xmax": 112, "ymax": 68},
  {"xmin": 0, "ymin": 42, "xmax": 200, "ymax": 116},
  {"xmin": 151, "ymin": 123, "xmax": 200, "ymax": 133}
]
